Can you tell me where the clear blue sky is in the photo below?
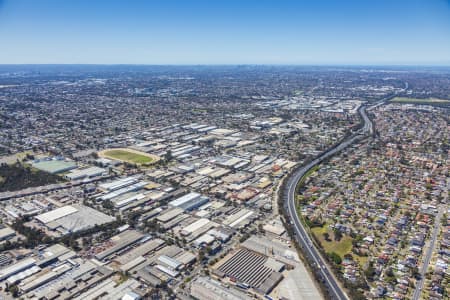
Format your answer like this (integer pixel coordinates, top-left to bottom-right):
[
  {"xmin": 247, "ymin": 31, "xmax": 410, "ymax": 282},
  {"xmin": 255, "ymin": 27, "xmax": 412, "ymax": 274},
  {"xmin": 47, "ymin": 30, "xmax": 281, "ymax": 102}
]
[{"xmin": 0, "ymin": 0, "xmax": 449, "ymax": 65}]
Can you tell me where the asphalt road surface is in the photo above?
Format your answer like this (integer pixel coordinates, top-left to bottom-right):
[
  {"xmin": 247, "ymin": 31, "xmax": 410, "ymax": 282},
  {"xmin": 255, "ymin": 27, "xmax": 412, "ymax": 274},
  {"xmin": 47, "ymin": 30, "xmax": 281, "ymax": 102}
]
[
  {"xmin": 282, "ymin": 105, "xmax": 373, "ymax": 300},
  {"xmin": 412, "ymin": 198, "xmax": 447, "ymax": 299}
]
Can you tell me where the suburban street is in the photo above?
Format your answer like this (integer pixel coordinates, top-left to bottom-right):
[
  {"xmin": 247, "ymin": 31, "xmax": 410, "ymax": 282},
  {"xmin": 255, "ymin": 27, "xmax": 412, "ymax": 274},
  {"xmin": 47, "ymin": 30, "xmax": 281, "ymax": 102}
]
[
  {"xmin": 280, "ymin": 83, "xmax": 413, "ymax": 299},
  {"xmin": 412, "ymin": 179, "xmax": 448, "ymax": 300}
]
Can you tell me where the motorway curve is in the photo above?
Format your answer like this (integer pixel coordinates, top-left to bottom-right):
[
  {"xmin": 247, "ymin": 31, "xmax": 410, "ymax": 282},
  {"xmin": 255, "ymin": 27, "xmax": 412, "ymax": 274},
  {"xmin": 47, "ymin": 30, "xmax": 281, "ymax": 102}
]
[{"xmin": 282, "ymin": 105, "xmax": 373, "ymax": 300}]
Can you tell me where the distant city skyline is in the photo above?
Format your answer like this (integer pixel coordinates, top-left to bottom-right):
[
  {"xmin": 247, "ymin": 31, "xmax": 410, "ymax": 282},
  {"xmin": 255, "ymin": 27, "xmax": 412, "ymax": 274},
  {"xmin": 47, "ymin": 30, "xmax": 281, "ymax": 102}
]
[{"xmin": 0, "ymin": 0, "xmax": 449, "ymax": 65}]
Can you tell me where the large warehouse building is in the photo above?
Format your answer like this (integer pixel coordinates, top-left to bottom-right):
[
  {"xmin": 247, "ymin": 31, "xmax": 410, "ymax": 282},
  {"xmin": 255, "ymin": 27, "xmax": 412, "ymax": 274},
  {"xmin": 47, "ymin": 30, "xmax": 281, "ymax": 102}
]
[
  {"xmin": 35, "ymin": 205, "xmax": 115, "ymax": 235},
  {"xmin": 190, "ymin": 276, "xmax": 252, "ymax": 300},
  {"xmin": 32, "ymin": 159, "xmax": 77, "ymax": 174},
  {"xmin": 169, "ymin": 192, "xmax": 209, "ymax": 211},
  {"xmin": 213, "ymin": 248, "xmax": 284, "ymax": 295},
  {"xmin": 64, "ymin": 166, "xmax": 106, "ymax": 180}
]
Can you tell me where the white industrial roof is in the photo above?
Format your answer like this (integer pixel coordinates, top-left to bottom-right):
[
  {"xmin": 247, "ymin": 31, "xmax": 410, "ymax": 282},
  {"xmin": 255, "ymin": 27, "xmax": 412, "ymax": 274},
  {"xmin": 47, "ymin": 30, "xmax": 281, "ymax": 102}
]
[
  {"xmin": 0, "ymin": 227, "xmax": 15, "ymax": 239},
  {"xmin": 209, "ymin": 128, "xmax": 235, "ymax": 136},
  {"xmin": 182, "ymin": 218, "xmax": 210, "ymax": 234},
  {"xmin": 169, "ymin": 192, "xmax": 200, "ymax": 207},
  {"xmin": 174, "ymin": 252, "xmax": 197, "ymax": 265},
  {"xmin": 6, "ymin": 265, "xmax": 41, "ymax": 285},
  {"xmin": 208, "ymin": 228, "xmax": 230, "ymax": 241},
  {"xmin": 157, "ymin": 255, "xmax": 182, "ymax": 270},
  {"xmin": 99, "ymin": 176, "xmax": 138, "ymax": 191},
  {"xmin": 66, "ymin": 166, "xmax": 106, "ymax": 180},
  {"xmin": 97, "ymin": 181, "xmax": 148, "ymax": 201},
  {"xmin": 48, "ymin": 205, "xmax": 114, "ymax": 233},
  {"xmin": 0, "ymin": 257, "xmax": 36, "ymax": 280},
  {"xmin": 229, "ymin": 210, "xmax": 254, "ymax": 228},
  {"xmin": 36, "ymin": 206, "xmax": 78, "ymax": 224},
  {"xmin": 122, "ymin": 292, "xmax": 142, "ymax": 300},
  {"xmin": 193, "ymin": 233, "xmax": 215, "ymax": 246},
  {"xmin": 114, "ymin": 193, "xmax": 146, "ymax": 208},
  {"xmin": 155, "ymin": 264, "xmax": 179, "ymax": 277}
]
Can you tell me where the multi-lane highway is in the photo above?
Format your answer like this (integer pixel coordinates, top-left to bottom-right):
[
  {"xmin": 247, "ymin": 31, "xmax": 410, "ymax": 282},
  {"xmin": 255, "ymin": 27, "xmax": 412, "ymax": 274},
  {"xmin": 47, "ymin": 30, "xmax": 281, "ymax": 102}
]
[
  {"xmin": 281, "ymin": 84, "xmax": 408, "ymax": 299},
  {"xmin": 282, "ymin": 105, "xmax": 374, "ymax": 300}
]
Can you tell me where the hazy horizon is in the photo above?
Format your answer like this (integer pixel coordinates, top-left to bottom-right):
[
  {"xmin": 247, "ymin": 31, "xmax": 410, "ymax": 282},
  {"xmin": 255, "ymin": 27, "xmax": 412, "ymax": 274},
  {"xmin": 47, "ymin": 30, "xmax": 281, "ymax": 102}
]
[{"xmin": 0, "ymin": 0, "xmax": 449, "ymax": 65}]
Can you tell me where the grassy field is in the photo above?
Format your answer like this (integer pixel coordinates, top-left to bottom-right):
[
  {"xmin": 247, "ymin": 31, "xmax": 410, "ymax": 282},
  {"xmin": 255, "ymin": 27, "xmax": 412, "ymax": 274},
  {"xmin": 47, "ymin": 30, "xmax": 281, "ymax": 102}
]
[
  {"xmin": 311, "ymin": 223, "xmax": 369, "ymax": 268},
  {"xmin": 99, "ymin": 148, "xmax": 159, "ymax": 165},
  {"xmin": 311, "ymin": 224, "xmax": 353, "ymax": 258},
  {"xmin": 0, "ymin": 151, "xmax": 33, "ymax": 165},
  {"xmin": 354, "ymin": 254, "xmax": 369, "ymax": 269},
  {"xmin": 390, "ymin": 97, "xmax": 450, "ymax": 104}
]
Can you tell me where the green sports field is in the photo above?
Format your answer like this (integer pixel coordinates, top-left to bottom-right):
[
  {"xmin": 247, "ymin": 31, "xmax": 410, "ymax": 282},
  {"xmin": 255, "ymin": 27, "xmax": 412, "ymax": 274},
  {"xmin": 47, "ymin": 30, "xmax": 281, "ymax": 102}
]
[{"xmin": 99, "ymin": 148, "xmax": 159, "ymax": 165}]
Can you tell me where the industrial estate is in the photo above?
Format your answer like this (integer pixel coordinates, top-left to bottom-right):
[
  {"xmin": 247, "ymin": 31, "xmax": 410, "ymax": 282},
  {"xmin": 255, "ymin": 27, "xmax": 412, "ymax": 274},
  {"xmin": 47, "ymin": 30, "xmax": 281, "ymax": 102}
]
[{"xmin": 0, "ymin": 65, "xmax": 448, "ymax": 300}]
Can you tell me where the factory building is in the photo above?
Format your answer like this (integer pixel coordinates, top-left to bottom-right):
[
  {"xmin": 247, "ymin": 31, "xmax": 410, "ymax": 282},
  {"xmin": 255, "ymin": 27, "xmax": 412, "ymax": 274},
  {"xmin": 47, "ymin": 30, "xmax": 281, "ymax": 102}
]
[
  {"xmin": 0, "ymin": 226, "xmax": 16, "ymax": 241},
  {"xmin": 214, "ymin": 248, "xmax": 284, "ymax": 295},
  {"xmin": 169, "ymin": 192, "xmax": 209, "ymax": 211},
  {"xmin": 95, "ymin": 230, "xmax": 144, "ymax": 261},
  {"xmin": 35, "ymin": 205, "xmax": 78, "ymax": 224},
  {"xmin": 96, "ymin": 181, "xmax": 148, "ymax": 202},
  {"xmin": 222, "ymin": 208, "xmax": 255, "ymax": 229},
  {"xmin": 64, "ymin": 166, "xmax": 106, "ymax": 180},
  {"xmin": 32, "ymin": 159, "xmax": 78, "ymax": 174},
  {"xmin": 98, "ymin": 176, "xmax": 140, "ymax": 192},
  {"xmin": 181, "ymin": 218, "xmax": 211, "ymax": 236},
  {"xmin": 157, "ymin": 255, "xmax": 183, "ymax": 270},
  {"xmin": 113, "ymin": 193, "xmax": 146, "ymax": 209},
  {"xmin": 34, "ymin": 205, "xmax": 115, "ymax": 235},
  {"xmin": 0, "ymin": 257, "xmax": 36, "ymax": 281},
  {"xmin": 190, "ymin": 276, "xmax": 252, "ymax": 300}
]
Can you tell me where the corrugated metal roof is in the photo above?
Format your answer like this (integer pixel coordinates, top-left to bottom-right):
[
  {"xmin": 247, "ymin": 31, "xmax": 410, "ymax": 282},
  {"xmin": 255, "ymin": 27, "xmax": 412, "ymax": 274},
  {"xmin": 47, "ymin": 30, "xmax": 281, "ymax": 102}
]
[
  {"xmin": 169, "ymin": 192, "xmax": 201, "ymax": 207},
  {"xmin": 157, "ymin": 255, "xmax": 182, "ymax": 270},
  {"xmin": 0, "ymin": 258, "xmax": 36, "ymax": 280},
  {"xmin": 35, "ymin": 206, "xmax": 78, "ymax": 224},
  {"xmin": 182, "ymin": 218, "xmax": 210, "ymax": 234},
  {"xmin": 155, "ymin": 264, "xmax": 179, "ymax": 277}
]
